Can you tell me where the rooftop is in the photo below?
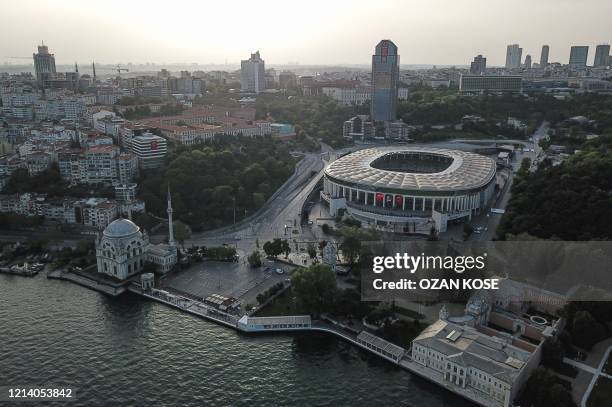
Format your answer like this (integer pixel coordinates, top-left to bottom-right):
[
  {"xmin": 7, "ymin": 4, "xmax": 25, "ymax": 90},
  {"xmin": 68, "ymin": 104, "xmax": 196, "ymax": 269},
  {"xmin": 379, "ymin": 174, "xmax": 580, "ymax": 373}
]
[
  {"xmin": 414, "ymin": 319, "xmax": 531, "ymax": 383},
  {"xmin": 241, "ymin": 315, "xmax": 312, "ymax": 326},
  {"xmin": 103, "ymin": 218, "xmax": 141, "ymax": 238},
  {"xmin": 357, "ymin": 331, "xmax": 405, "ymax": 358},
  {"xmin": 325, "ymin": 147, "xmax": 496, "ymax": 192}
]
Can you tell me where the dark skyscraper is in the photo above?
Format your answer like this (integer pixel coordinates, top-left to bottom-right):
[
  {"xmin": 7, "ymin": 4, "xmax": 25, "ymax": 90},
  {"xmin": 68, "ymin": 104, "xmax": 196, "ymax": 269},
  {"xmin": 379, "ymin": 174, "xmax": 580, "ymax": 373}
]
[
  {"xmin": 371, "ymin": 40, "xmax": 399, "ymax": 122},
  {"xmin": 594, "ymin": 44, "xmax": 611, "ymax": 67},
  {"xmin": 569, "ymin": 46, "xmax": 589, "ymax": 68},
  {"xmin": 33, "ymin": 43, "xmax": 56, "ymax": 84},
  {"xmin": 470, "ymin": 55, "xmax": 487, "ymax": 74},
  {"xmin": 505, "ymin": 44, "xmax": 522, "ymax": 69},
  {"xmin": 540, "ymin": 45, "xmax": 549, "ymax": 67}
]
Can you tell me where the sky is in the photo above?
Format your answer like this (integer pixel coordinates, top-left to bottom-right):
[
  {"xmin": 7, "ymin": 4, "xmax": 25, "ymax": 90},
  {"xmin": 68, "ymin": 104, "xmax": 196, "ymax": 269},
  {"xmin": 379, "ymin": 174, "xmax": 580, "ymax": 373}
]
[{"xmin": 1, "ymin": 0, "xmax": 611, "ymax": 67}]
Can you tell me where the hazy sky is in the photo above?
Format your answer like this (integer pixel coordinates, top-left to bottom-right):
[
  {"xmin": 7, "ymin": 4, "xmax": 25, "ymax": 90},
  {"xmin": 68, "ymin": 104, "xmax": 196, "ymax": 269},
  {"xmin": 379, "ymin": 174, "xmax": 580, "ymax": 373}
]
[{"xmin": 2, "ymin": 0, "xmax": 611, "ymax": 67}]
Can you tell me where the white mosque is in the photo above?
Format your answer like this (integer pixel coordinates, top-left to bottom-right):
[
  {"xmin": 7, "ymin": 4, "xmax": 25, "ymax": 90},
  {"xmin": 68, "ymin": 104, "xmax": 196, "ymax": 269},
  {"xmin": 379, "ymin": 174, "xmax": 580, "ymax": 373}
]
[{"xmin": 95, "ymin": 187, "xmax": 178, "ymax": 280}]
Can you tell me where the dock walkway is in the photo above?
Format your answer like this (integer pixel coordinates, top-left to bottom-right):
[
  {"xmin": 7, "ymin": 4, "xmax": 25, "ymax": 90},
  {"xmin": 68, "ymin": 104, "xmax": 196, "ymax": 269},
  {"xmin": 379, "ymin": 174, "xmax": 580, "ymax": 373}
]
[
  {"xmin": 128, "ymin": 284, "xmax": 497, "ymax": 407},
  {"xmin": 0, "ymin": 267, "xmax": 39, "ymax": 277},
  {"xmin": 48, "ymin": 268, "xmax": 128, "ymax": 296}
]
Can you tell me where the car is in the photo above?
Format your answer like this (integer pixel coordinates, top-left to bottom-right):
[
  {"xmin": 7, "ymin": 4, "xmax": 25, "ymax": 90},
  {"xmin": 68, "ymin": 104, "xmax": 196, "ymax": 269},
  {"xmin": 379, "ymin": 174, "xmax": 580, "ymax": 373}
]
[{"xmin": 275, "ymin": 268, "xmax": 284, "ymax": 275}]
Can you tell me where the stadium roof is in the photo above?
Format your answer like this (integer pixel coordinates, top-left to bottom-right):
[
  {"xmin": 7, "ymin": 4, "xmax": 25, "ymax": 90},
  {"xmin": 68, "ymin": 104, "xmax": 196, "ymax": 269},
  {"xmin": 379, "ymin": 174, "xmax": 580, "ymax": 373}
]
[{"xmin": 325, "ymin": 147, "xmax": 496, "ymax": 192}]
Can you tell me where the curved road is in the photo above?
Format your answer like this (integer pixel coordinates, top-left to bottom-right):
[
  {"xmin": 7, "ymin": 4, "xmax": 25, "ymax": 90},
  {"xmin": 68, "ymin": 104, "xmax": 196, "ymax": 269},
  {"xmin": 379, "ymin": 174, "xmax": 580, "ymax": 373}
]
[{"xmin": 170, "ymin": 145, "xmax": 335, "ymax": 255}]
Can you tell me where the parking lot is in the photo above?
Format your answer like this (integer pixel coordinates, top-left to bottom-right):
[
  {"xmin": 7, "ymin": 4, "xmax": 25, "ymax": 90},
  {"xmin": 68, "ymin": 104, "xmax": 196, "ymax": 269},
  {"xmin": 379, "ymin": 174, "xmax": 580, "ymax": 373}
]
[{"xmin": 162, "ymin": 259, "xmax": 294, "ymax": 308}]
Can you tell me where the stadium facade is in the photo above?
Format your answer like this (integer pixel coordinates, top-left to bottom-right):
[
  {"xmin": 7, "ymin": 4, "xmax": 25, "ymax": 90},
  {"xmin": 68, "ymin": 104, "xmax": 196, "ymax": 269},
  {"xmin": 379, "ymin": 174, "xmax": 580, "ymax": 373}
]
[{"xmin": 322, "ymin": 147, "xmax": 497, "ymax": 234}]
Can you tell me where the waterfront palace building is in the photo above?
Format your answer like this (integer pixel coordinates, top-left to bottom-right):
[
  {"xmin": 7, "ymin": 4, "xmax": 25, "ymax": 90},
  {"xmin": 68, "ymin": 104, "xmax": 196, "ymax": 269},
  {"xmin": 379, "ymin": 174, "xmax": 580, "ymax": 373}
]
[
  {"xmin": 96, "ymin": 188, "xmax": 177, "ymax": 280},
  {"xmin": 412, "ymin": 280, "xmax": 566, "ymax": 407}
]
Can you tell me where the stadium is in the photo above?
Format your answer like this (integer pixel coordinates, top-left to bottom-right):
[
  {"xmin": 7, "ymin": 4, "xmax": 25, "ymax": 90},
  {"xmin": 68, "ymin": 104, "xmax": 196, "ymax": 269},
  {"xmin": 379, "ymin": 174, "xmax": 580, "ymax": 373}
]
[{"xmin": 321, "ymin": 147, "xmax": 497, "ymax": 234}]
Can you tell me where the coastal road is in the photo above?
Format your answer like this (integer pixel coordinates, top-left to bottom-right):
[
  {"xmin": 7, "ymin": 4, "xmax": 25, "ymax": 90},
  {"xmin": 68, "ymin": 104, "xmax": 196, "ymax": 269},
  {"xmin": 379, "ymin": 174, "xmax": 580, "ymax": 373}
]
[{"xmin": 178, "ymin": 147, "xmax": 333, "ymax": 255}]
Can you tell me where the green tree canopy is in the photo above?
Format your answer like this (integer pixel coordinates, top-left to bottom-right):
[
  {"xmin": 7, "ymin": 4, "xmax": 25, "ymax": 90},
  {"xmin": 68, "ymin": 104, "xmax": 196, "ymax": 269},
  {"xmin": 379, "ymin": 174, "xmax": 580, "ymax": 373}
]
[
  {"xmin": 172, "ymin": 221, "xmax": 191, "ymax": 248},
  {"xmin": 290, "ymin": 264, "xmax": 338, "ymax": 317}
]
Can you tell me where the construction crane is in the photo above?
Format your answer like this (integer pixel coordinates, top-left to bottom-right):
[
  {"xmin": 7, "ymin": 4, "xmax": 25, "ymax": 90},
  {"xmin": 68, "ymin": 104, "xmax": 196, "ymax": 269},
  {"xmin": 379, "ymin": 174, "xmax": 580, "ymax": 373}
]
[{"xmin": 115, "ymin": 64, "xmax": 129, "ymax": 75}]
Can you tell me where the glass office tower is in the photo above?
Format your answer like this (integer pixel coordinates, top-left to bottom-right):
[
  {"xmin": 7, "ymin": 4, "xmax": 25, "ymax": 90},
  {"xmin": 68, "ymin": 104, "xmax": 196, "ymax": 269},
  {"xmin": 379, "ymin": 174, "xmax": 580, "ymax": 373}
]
[{"xmin": 371, "ymin": 40, "xmax": 399, "ymax": 122}]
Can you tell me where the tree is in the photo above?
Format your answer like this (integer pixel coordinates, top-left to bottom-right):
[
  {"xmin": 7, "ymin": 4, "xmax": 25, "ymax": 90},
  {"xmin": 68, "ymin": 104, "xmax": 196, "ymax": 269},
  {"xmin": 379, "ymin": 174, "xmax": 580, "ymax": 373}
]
[
  {"xmin": 541, "ymin": 338, "xmax": 565, "ymax": 368},
  {"xmin": 307, "ymin": 243, "xmax": 317, "ymax": 261},
  {"xmin": 205, "ymin": 246, "xmax": 237, "ymax": 261},
  {"xmin": 134, "ymin": 213, "xmax": 158, "ymax": 231},
  {"xmin": 247, "ymin": 251, "xmax": 262, "ymax": 268},
  {"xmin": 136, "ymin": 136, "xmax": 298, "ymax": 231},
  {"xmin": 262, "ymin": 238, "xmax": 290, "ymax": 258},
  {"xmin": 173, "ymin": 221, "xmax": 191, "ymax": 248},
  {"xmin": 498, "ymin": 136, "xmax": 612, "ymax": 240},
  {"xmin": 340, "ymin": 236, "xmax": 361, "ymax": 264},
  {"xmin": 521, "ymin": 367, "xmax": 575, "ymax": 407},
  {"xmin": 290, "ymin": 264, "xmax": 338, "ymax": 317},
  {"xmin": 263, "ymin": 239, "xmax": 282, "ymax": 258},
  {"xmin": 571, "ymin": 310, "xmax": 606, "ymax": 350},
  {"xmin": 516, "ymin": 157, "xmax": 531, "ymax": 178},
  {"xmin": 280, "ymin": 239, "xmax": 291, "ymax": 258}
]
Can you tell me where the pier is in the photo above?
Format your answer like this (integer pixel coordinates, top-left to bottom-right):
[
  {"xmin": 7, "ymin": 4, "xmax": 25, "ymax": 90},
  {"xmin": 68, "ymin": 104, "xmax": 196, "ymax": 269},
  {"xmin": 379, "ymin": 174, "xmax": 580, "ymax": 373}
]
[
  {"xmin": 47, "ymin": 267, "xmax": 129, "ymax": 296},
  {"xmin": 0, "ymin": 266, "xmax": 39, "ymax": 277},
  {"xmin": 128, "ymin": 284, "xmax": 238, "ymax": 329}
]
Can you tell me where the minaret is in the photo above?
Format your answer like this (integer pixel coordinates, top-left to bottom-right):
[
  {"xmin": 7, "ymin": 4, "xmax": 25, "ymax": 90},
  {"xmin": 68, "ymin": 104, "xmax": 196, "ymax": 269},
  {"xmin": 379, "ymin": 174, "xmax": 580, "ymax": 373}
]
[
  {"xmin": 92, "ymin": 62, "xmax": 96, "ymax": 82},
  {"xmin": 75, "ymin": 62, "xmax": 78, "ymax": 73},
  {"xmin": 167, "ymin": 185, "xmax": 175, "ymax": 247}
]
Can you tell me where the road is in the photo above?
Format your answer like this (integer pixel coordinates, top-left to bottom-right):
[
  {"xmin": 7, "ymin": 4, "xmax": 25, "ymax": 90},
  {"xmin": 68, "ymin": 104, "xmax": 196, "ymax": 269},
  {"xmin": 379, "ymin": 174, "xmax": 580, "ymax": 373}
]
[
  {"xmin": 174, "ymin": 145, "xmax": 336, "ymax": 256},
  {"xmin": 528, "ymin": 121, "xmax": 550, "ymax": 171},
  {"xmin": 462, "ymin": 122, "xmax": 549, "ymax": 241}
]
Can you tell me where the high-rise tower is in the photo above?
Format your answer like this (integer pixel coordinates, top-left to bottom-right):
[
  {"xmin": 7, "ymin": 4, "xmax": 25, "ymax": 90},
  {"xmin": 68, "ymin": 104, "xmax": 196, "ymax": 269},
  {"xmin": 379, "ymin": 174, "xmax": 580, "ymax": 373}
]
[
  {"xmin": 470, "ymin": 55, "xmax": 487, "ymax": 74},
  {"xmin": 505, "ymin": 44, "xmax": 522, "ymax": 69},
  {"xmin": 594, "ymin": 44, "xmax": 611, "ymax": 67},
  {"xmin": 33, "ymin": 42, "xmax": 56, "ymax": 85},
  {"xmin": 371, "ymin": 40, "xmax": 399, "ymax": 122},
  {"xmin": 569, "ymin": 46, "xmax": 589, "ymax": 68},
  {"xmin": 540, "ymin": 45, "xmax": 550, "ymax": 67},
  {"xmin": 240, "ymin": 51, "xmax": 265, "ymax": 93},
  {"xmin": 167, "ymin": 185, "xmax": 175, "ymax": 247}
]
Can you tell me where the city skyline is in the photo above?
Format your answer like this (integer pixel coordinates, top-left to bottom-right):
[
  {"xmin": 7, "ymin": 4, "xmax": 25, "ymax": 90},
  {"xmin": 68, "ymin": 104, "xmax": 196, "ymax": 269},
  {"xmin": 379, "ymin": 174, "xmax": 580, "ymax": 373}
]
[{"xmin": 1, "ymin": 0, "xmax": 611, "ymax": 67}]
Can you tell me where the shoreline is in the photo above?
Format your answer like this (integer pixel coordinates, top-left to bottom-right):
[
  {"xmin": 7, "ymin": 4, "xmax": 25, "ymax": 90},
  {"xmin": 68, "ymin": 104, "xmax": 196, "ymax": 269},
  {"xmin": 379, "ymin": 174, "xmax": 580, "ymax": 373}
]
[
  {"xmin": 1, "ymin": 268, "xmax": 496, "ymax": 406},
  {"xmin": 125, "ymin": 282, "xmax": 494, "ymax": 407}
]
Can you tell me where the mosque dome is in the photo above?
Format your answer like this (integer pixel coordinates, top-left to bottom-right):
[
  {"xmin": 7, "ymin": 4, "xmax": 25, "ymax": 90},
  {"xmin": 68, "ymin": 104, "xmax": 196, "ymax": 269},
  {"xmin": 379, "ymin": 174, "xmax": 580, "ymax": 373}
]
[{"xmin": 103, "ymin": 218, "xmax": 141, "ymax": 238}]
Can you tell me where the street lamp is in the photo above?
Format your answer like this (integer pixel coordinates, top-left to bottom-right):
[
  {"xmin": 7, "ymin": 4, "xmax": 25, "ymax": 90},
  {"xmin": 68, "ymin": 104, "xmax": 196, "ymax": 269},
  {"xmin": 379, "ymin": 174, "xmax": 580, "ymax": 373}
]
[{"xmin": 232, "ymin": 197, "xmax": 236, "ymax": 225}]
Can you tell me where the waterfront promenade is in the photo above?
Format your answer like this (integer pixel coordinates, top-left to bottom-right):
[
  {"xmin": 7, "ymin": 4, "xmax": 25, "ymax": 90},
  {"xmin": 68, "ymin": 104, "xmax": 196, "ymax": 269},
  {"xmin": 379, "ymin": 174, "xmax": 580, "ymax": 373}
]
[{"xmin": 128, "ymin": 284, "xmax": 498, "ymax": 407}]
